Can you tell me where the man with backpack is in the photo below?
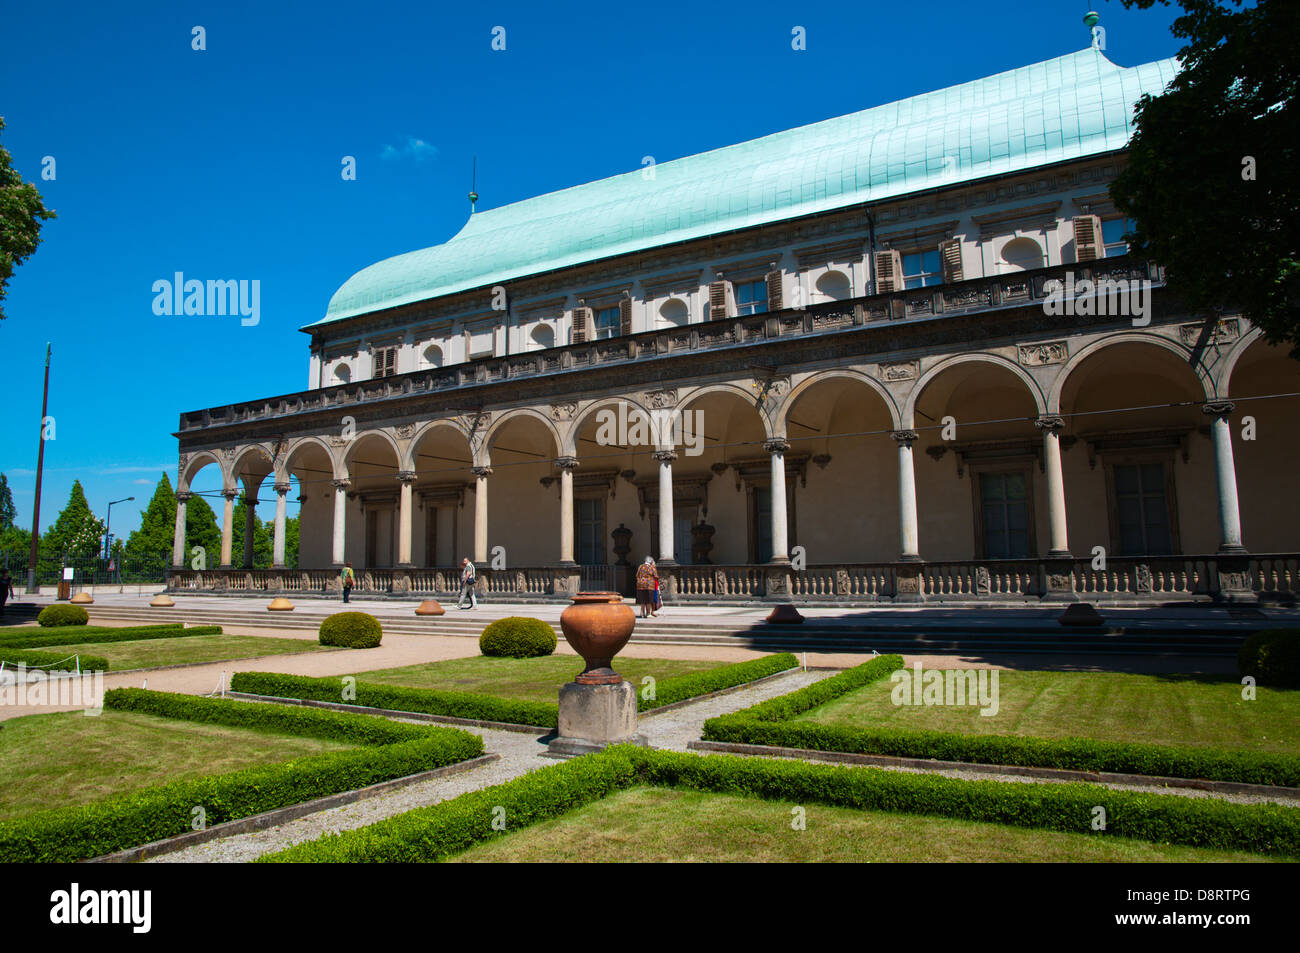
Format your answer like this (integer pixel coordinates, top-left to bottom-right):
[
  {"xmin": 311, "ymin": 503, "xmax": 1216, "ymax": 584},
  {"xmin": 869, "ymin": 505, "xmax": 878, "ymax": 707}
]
[
  {"xmin": 458, "ymin": 557, "xmax": 477, "ymax": 609},
  {"xmin": 339, "ymin": 561, "xmax": 356, "ymax": 603}
]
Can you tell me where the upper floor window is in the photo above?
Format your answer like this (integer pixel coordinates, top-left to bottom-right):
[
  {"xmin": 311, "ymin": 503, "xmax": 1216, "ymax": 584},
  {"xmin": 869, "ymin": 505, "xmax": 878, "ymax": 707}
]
[
  {"xmin": 1103, "ymin": 218, "xmax": 1135, "ymax": 258},
  {"xmin": 372, "ymin": 346, "xmax": 398, "ymax": 378},
  {"xmin": 594, "ymin": 305, "xmax": 621, "ymax": 340},
  {"xmin": 902, "ymin": 249, "xmax": 942, "ymax": 288},
  {"xmin": 735, "ymin": 279, "xmax": 768, "ymax": 315}
]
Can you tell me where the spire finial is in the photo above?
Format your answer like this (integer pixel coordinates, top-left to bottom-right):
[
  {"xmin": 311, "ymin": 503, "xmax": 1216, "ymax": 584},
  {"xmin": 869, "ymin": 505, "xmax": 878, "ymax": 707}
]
[{"xmin": 468, "ymin": 156, "xmax": 478, "ymax": 213}]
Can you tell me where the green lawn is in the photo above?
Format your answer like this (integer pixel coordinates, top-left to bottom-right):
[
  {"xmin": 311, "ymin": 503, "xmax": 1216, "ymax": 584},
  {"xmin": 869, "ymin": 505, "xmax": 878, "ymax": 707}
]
[
  {"xmin": 354, "ymin": 655, "xmax": 723, "ymax": 704},
  {"xmin": 796, "ymin": 669, "xmax": 1300, "ymax": 754},
  {"xmin": 0, "ymin": 709, "xmax": 352, "ymax": 821},
  {"xmin": 449, "ymin": 786, "xmax": 1280, "ymax": 863},
  {"xmin": 21, "ymin": 634, "xmax": 328, "ymax": 670}
]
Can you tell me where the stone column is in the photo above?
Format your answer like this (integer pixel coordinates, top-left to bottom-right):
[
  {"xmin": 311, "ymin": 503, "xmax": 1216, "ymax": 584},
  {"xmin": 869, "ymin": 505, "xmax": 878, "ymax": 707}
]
[
  {"xmin": 172, "ymin": 491, "xmax": 191, "ymax": 568},
  {"xmin": 654, "ymin": 450, "xmax": 677, "ymax": 564},
  {"xmin": 891, "ymin": 430, "xmax": 921, "ymax": 561},
  {"xmin": 764, "ymin": 438, "xmax": 791, "ymax": 564},
  {"xmin": 396, "ymin": 470, "xmax": 417, "ymax": 567},
  {"xmin": 331, "ymin": 479, "xmax": 350, "ymax": 566},
  {"xmin": 272, "ymin": 482, "xmax": 290, "ymax": 567},
  {"xmin": 472, "ymin": 466, "xmax": 492, "ymax": 564},
  {"xmin": 1203, "ymin": 402, "xmax": 1245, "ymax": 554},
  {"xmin": 219, "ymin": 489, "xmax": 238, "ymax": 568},
  {"xmin": 242, "ymin": 493, "xmax": 258, "ymax": 569},
  {"xmin": 557, "ymin": 456, "xmax": 579, "ymax": 566},
  {"xmin": 1036, "ymin": 416, "xmax": 1071, "ymax": 556}
]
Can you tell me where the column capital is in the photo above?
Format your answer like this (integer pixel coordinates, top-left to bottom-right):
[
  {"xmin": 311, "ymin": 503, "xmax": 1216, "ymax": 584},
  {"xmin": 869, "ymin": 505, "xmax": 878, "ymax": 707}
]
[
  {"xmin": 175, "ymin": 490, "xmax": 194, "ymax": 502},
  {"xmin": 396, "ymin": 470, "xmax": 418, "ymax": 484},
  {"xmin": 273, "ymin": 481, "xmax": 292, "ymax": 494},
  {"xmin": 1035, "ymin": 415, "xmax": 1066, "ymax": 433},
  {"xmin": 221, "ymin": 488, "xmax": 240, "ymax": 501},
  {"xmin": 1201, "ymin": 400, "xmax": 1235, "ymax": 418},
  {"xmin": 763, "ymin": 437, "xmax": 791, "ymax": 455},
  {"xmin": 330, "ymin": 478, "xmax": 351, "ymax": 490},
  {"xmin": 652, "ymin": 449, "xmax": 678, "ymax": 464},
  {"xmin": 555, "ymin": 455, "xmax": 580, "ymax": 471},
  {"xmin": 472, "ymin": 466, "xmax": 494, "ymax": 479},
  {"xmin": 890, "ymin": 429, "xmax": 919, "ymax": 446}
]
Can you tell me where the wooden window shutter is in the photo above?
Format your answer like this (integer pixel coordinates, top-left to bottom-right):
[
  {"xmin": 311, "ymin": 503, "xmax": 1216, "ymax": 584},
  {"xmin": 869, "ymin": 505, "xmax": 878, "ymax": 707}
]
[
  {"xmin": 385, "ymin": 348, "xmax": 397, "ymax": 376},
  {"xmin": 571, "ymin": 306, "xmax": 593, "ymax": 344},
  {"xmin": 1073, "ymin": 214, "xmax": 1102, "ymax": 262},
  {"xmin": 765, "ymin": 269, "xmax": 783, "ymax": 311},
  {"xmin": 708, "ymin": 280, "xmax": 728, "ymax": 321},
  {"xmin": 874, "ymin": 250, "xmax": 903, "ymax": 294},
  {"xmin": 619, "ymin": 297, "xmax": 632, "ymax": 336},
  {"xmin": 939, "ymin": 239, "xmax": 964, "ymax": 283}
]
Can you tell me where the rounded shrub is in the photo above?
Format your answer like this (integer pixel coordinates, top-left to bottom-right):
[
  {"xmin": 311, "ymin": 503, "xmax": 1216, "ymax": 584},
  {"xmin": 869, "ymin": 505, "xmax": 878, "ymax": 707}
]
[
  {"xmin": 37, "ymin": 605, "xmax": 90, "ymax": 627},
  {"xmin": 319, "ymin": 611, "xmax": 383, "ymax": 649},
  {"xmin": 479, "ymin": 617, "xmax": 557, "ymax": 658},
  {"xmin": 1238, "ymin": 629, "xmax": 1300, "ymax": 688}
]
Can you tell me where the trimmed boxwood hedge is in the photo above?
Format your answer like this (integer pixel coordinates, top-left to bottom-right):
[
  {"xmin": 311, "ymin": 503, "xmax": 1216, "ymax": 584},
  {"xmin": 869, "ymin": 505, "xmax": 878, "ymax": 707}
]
[
  {"xmin": 320, "ymin": 612, "xmax": 383, "ymax": 649},
  {"xmin": 0, "ymin": 690, "xmax": 484, "ymax": 863},
  {"xmin": 0, "ymin": 648, "xmax": 109, "ymax": 672},
  {"xmin": 233, "ymin": 654, "xmax": 799, "ymax": 729},
  {"xmin": 701, "ymin": 654, "xmax": 1300, "ymax": 788},
  {"xmin": 261, "ymin": 749, "xmax": 638, "ymax": 863},
  {"xmin": 479, "ymin": 617, "xmax": 557, "ymax": 658},
  {"xmin": 0, "ymin": 625, "xmax": 222, "ymax": 650},
  {"xmin": 259, "ymin": 745, "xmax": 1300, "ymax": 862},
  {"xmin": 103, "ymin": 688, "xmax": 432, "ymax": 746},
  {"xmin": 37, "ymin": 605, "xmax": 89, "ymax": 627},
  {"xmin": 231, "ymin": 671, "xmax": 561, "ymax": 728},
  {"xmin": 1239, "ymin": 628, "xmax": 1300, "ymax": 688},
  {"xmin": 640, "ymin": 653, "xmax": 798, "ymax": 711}
]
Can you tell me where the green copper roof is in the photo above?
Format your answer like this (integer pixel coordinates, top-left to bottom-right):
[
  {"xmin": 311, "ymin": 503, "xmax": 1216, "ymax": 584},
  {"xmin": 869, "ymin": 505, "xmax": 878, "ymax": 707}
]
[{"xmin": 315, "ymin": 47, "xmax": 1177, "ymax": 327}]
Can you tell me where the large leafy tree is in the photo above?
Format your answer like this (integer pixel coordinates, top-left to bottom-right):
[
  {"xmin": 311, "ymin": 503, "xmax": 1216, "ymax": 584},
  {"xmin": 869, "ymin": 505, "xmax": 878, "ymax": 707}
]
[
  {"xmin": 0, "ymin": 116, "xmax": 57, "ymax": 321},
  {"xmin": 1111, "ymin": 0, "xmax": 1299, "ymax": 354},
  {"xmin": 0, "ymin": 473, "xmax": 15, "ymax": 529}
]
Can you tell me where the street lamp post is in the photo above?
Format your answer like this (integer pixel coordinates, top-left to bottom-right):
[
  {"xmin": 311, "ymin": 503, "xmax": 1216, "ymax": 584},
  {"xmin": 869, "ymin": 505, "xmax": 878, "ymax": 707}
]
[{"xmin": 104, "ymin": 497, "xmax": 134, "ymax": 564}]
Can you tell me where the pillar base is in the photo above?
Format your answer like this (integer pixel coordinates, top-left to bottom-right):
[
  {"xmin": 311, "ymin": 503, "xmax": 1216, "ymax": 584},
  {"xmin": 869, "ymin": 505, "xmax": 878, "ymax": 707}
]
[
  {"xmin": 894, "ymin": 562, "xmax": 925, "ymax": 603},
  {"xmin": 548, "ymin": 680, "xmax": 641, "ymax": 759},
  {"xmin": 897, "ymin": 553, "xmax": 923, "ymax": 563}
]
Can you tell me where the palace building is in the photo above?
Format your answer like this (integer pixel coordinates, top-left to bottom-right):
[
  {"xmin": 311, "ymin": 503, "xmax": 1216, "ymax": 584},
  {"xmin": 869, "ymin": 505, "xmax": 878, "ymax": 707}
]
[{"xmin": 167, "ymin": 44, "xmax": 1300, "ymax": 605}]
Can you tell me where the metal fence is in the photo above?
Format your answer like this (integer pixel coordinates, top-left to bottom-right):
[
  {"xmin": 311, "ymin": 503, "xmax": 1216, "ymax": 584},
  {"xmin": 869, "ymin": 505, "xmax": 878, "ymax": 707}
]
[{"xmin": 0, "ymin": 549, "xmax": 172, "ymax": 586}]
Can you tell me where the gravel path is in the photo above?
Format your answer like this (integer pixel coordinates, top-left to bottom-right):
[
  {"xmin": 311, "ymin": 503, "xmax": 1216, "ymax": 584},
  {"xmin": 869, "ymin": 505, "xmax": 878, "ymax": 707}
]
[
  {"xmin": 152, "ymin": 667, "xmax": 834, "ymax": 863},
  {"xmin": 151, "ymin": 664, "xmax": 1296, "ymax": 862}
]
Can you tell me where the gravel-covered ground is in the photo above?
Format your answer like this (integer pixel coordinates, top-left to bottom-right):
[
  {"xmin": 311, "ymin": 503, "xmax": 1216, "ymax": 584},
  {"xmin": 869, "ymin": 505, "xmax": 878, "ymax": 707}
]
[{"xmin": 151, "ymin": 665, "xmax": 1298, "ymax": 863}]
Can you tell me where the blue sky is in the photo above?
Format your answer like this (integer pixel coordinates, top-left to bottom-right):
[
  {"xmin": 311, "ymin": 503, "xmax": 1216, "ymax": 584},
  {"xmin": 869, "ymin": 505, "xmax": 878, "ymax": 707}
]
[{"xmin": 0, "ymin": 0, "xmax": 1181, "ymax": 543}]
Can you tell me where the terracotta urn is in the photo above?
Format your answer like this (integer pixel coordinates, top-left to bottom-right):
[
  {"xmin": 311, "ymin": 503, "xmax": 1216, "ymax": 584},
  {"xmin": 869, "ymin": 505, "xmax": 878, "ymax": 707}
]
[{"xmin": 560, "ymin": 591, "xmax": 636, "ymax": 685}]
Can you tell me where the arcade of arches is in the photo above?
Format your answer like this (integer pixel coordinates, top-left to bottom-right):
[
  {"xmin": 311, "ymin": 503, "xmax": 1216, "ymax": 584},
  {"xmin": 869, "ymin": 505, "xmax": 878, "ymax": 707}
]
[{"xmin": 170, "ymin": 328, "xmax": 1300, "ymax": 604}]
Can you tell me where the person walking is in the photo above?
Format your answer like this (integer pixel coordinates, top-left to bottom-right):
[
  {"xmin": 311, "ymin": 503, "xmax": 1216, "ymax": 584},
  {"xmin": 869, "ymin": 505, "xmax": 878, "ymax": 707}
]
[
  {"xmin": 0, "ymin": 569, "xmax": 11, "ymax": 610},
  {"xmin": 635, "ymin": 556, "xmax": 658, "ymax": 619},
  {"xmin": 339, "ymin": 561, "xmax": 356, "ymax": 603},
  {"xmin": 458, "ymin": 557, "xmax": 477, "ymax": 609}
]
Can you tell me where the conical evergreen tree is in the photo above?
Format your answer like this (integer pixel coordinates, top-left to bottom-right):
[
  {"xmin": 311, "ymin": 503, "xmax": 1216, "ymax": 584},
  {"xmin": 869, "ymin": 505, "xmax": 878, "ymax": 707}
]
[
  {"xmin": 41, "ymin": 481, "xmax": 104, "ymax": 562},
  {"xmin": 125, "ymin": 473, "xmax": 176, "ymax": 562},
  {"xmin": 230, "ymin": 493, "xmax": 273, "ymax": 567},
  {"xmin": 184, "ymin": 493, "xmax": 221, "ymax": 569}
]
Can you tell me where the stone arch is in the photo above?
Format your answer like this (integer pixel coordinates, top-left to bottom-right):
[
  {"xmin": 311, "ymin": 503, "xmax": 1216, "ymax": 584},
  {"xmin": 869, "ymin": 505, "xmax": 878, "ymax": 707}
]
[
  {"xmin": 677, "ymin": 382, "xmax": 776, "ymax": 442},
  {"xmin": 402, "ymin": 419, "xmax": 473, "ymax": 472},
  {"xmin": 278, "ymin": 435, "xmax": 341, "ymax": 483},
  {"xmin": 1047, "ymin": 332, "xmax": 1213, "ymax": 413},
  {"xmin": 776, "ymin": 369, "xmax": 901, "ymax": 435},
  {"xmin": 565, "ymin": 396, "xmax": 657, "ymax": 457},
  {"xmin": 1217, "ymin": 325, "xmax": 1268, "ymax": 397},
  {"xmin": 481, "ymin": 408, "xmax": 562, "ymax": 467},
  {"xmin": 903, "ymin": 354, "xmax": 1047, "ymax": 428},
  {"xmin": 341, "ymin": 428, "xmax": 403, "ymax": 475},
  {"xmin": 179, "ymin": 450, "xmax": 225, "ymax": 493},
  {"xmin": 230, "ymin": 443, "xmax": 277, "ymax": 493}
]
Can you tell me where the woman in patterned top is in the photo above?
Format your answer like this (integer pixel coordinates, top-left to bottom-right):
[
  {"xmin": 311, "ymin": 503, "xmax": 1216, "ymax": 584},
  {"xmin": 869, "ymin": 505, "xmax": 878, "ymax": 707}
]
[{"xmin": 635, "ymin": 556, "xmax": 658, "ymax": 618}]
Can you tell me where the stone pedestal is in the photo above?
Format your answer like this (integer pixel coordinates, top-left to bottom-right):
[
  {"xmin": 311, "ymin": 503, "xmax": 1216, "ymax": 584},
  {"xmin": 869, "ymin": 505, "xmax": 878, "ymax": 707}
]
[{"xmin": 547, "ymin": 680, "xmax": 645, "ymax": 758}]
